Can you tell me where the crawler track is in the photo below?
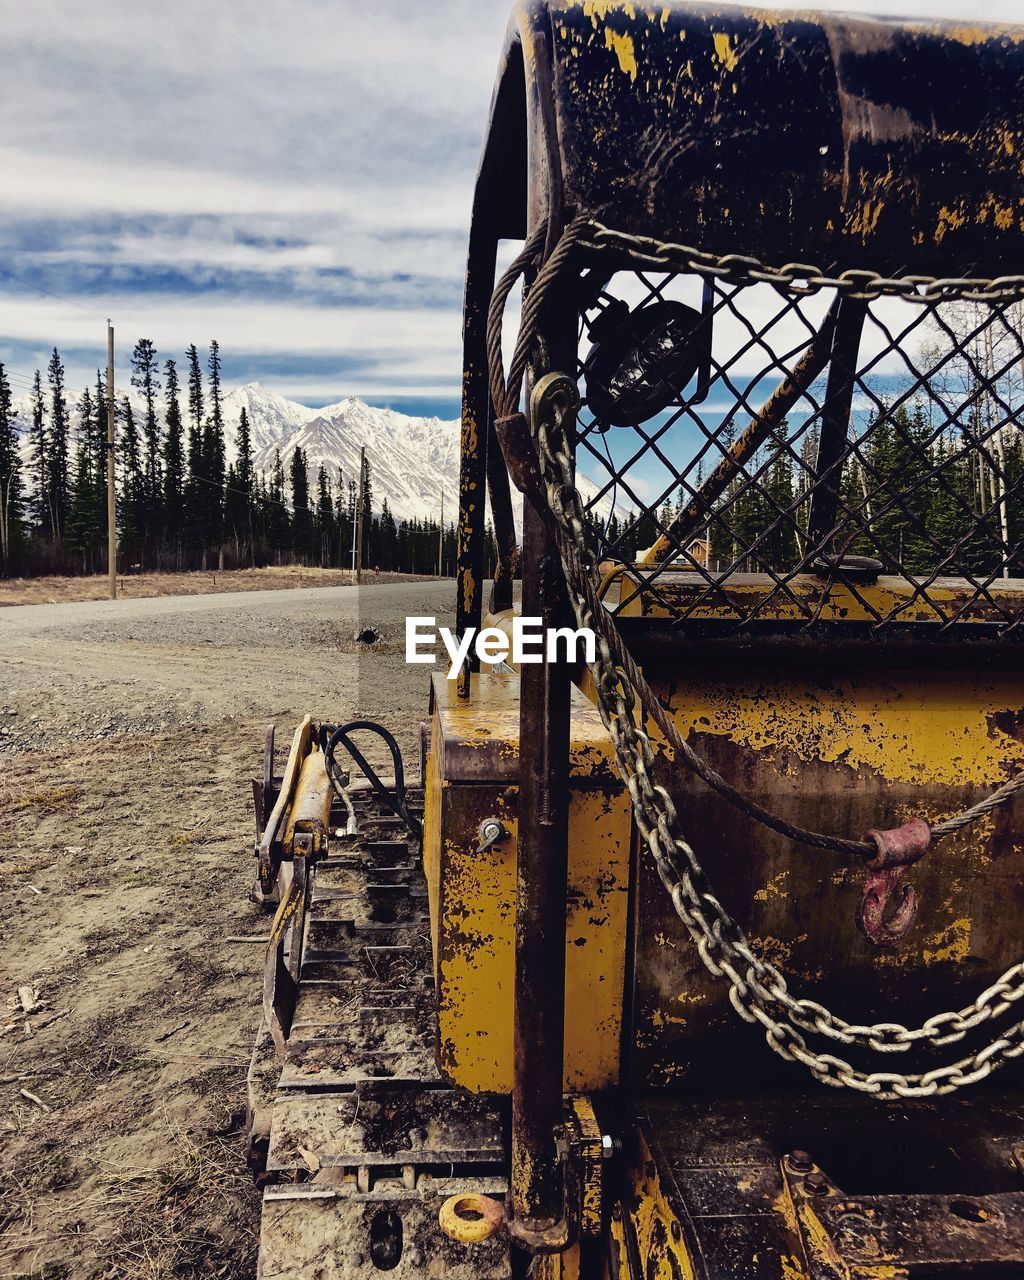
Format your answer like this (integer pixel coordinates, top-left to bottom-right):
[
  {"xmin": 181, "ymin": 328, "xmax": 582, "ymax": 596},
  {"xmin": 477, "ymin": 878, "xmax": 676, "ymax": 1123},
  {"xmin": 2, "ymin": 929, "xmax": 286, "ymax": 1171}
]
[{"xmin": 247, "ymin": 785, "xmax": 511, "ymax": 1279}]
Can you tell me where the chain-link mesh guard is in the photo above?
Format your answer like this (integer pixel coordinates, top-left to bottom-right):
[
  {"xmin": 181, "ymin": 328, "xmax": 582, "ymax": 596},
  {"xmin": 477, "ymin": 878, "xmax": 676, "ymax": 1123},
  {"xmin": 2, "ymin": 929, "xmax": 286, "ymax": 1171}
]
[{"xmin": 573, "ymin": 253, "xmax": 1024, "ymax": 635}]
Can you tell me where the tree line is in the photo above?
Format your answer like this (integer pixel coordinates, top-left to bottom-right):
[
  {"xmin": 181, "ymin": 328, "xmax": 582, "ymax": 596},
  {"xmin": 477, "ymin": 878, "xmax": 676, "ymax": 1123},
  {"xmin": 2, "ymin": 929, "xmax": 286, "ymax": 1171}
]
[
  {"xmin": 597, "ymin": 400, "xmax": 1024, "ymax": 580},
  {"xmin": 0, "ymin": 339, "xmax": 458, "ymax": 579}
]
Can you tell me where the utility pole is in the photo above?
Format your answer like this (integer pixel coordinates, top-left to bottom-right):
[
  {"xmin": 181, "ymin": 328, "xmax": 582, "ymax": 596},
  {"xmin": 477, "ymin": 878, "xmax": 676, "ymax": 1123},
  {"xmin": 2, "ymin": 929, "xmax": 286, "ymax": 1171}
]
[
  {"xmin": 106, "ymin": 322, "xmax": 116, "ymax": 599},
  {"xmin": 355, "ymin": 445, "xmax": 366, "ymax": 585},
  {"xmin": 437, "ymin": 490, "xmax": 444, "ymax": 577}
]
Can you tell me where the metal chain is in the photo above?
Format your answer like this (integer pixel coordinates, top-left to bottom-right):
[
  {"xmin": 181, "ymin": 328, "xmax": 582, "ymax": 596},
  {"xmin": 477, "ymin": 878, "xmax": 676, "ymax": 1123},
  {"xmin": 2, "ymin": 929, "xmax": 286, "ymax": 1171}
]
[
  {"xmin": 532, "ymin": 383, "xmax": 1024, "ymax": 1098},
  {"xmin": 578, "ymin": 221, "xmax": 1024, "ymax": 305}
]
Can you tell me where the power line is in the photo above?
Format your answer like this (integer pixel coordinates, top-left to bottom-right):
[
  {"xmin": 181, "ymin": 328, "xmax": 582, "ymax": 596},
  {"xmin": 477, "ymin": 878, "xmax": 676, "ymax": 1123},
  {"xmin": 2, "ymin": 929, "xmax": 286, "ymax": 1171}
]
[{"xmin": 0, "ymin": 267, "xmax": 101, "ymax": 318}]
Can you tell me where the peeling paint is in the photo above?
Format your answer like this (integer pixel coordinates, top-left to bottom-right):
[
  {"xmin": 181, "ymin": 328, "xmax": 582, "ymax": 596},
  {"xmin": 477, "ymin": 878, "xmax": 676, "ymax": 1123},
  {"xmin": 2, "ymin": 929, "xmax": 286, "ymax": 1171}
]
[
  {"xmin": 711, "ymin": 30, "xmax": 739, "ymax": 71},
  {"xmin": 604, "ymin": 26, "xmax": 638, "ymax": 79}
]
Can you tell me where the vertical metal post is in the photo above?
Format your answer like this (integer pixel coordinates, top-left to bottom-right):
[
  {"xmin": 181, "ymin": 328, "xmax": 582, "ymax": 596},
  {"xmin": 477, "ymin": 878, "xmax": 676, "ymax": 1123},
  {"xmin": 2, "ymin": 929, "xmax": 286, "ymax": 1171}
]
[
  {"xmin": 106, "ymin": 322, "xmax": 116, "ymax": 599},
  {"xmin": 806, "ymin": 297, "xmax": 867, "ymax": 552},
  {"xmin": 455, "ymin": 229, "xmax": 498, "ymax": 697},
  {"xmin": 510, "ymin": 330, "xmax": 575, "ymax": 1246}
]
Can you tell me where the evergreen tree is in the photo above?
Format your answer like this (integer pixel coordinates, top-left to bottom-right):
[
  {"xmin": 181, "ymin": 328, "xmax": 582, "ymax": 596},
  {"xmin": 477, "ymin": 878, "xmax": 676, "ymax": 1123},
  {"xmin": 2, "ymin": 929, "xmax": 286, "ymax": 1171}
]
[
  {"xmin": 184, "ymin": 343, "xmax": 206, "ymax": 561},
  {"xmin": 863, "ymin": 402, "xmax": 935, "ymax": 573},
  {"xmin": 290, "ymin": 446, "xmax": 311, "ymax": 560},
  {"xmin": 268, "ymin": 449, "xmax": 290, "ymax": 561},
  {"xmin": 28, "ymin": 370, "xmax": 47, "ymax": 533},
  {"xmin": 223, "ymin": 460, "xmax": 248, "ymax": 561},
  {"xmin": 131, "ymin": 338, "xmax": 162, "ymax": 507},
  {"xmin": 67, "ymin": 386, "xmax": 106, "ymax": 572},
  {"xmin": 0, "ymin": 362, "xmax": 22, "ymax": 572},
  {"xmin": 163, "ymin": 358, "xmax": 185, "ymax": 563},
  {"xmin": 204, "ymin": 340, "xmax": 226, "ymax": 566},
  {"xmin": 118, "ymin": 395, "xmax": 146, "ymax": 565},
  {"xmin": 46, "ymin": 348, "xmax": 70, "ymax": 540},
  {"xmin": 316, "ymin": 463, "xmax": 335, "ymax": 567},
  {"xmin": 237, "ymin": 406, "xmax": 255, "ymax": 564}
]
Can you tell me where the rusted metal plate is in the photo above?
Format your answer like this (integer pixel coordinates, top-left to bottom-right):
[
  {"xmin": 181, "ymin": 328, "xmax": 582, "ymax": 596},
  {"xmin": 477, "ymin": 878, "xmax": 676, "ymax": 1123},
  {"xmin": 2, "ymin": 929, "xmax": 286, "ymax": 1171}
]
[
  {"xmin": 259, "ymin": 1179, "xmax": 511, "ymax": 1279},
  {"xmin": 431, "ymin": 672, "xmax": 621, "ymax": 785},
  {"xmin": 633, "ymin": 1094, "xmax": 1024, "ymax": 1280},
  {"xmin": 267, "ymin": 1089, "xmax": 505, "ymax": 1172},
  {"xmin": 611, "ymin": 568, "xmax": 1024, "ymax": 629},
  {"xmin": 631, "ymin": 664, "xmax": 1024, "ymax": 1091},
  {"xmin": 424, "ymin": 679, "xmax": 632, "ymax": 1094},
  {"xmin": 493, "ymin": 2, "xmax": 1024, "ymax": 273}
]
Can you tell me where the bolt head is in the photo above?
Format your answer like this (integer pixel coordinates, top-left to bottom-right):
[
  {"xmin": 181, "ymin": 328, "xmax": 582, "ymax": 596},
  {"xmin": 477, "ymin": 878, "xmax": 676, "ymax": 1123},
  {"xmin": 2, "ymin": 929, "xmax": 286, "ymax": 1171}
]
[
  {"xmin": 788, "ymin": 1150, "xmax": 813, "ymax": 1173},
  {"xmin": 804, "ymin": 1173, "xmax": 829, "ymax": 1196}
]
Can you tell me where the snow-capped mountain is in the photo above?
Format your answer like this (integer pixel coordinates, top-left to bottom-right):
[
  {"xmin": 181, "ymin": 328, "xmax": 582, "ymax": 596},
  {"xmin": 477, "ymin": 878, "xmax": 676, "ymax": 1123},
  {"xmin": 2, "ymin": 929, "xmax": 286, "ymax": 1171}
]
[
  {"xmin": 233, "ymin": 386, "xmax": 459, "ymax": 525},
  {"xmin": 12, "ymin": 379, "xmax": 623, "ymax": 527}
]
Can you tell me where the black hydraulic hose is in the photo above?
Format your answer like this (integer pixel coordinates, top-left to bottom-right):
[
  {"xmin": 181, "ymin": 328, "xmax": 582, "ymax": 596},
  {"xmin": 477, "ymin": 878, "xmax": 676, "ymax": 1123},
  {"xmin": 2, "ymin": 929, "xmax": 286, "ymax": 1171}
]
[{"xmin": 323, "ymin": 720, "xmax": 422, "ymax": 841}]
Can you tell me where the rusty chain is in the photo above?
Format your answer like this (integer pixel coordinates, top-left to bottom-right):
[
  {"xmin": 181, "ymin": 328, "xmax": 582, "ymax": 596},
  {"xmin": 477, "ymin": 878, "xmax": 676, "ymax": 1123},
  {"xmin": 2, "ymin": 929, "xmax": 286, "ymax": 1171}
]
[{"xmin": 488, "ymin": 218, "xmax": 1024, "ymax": 1097}]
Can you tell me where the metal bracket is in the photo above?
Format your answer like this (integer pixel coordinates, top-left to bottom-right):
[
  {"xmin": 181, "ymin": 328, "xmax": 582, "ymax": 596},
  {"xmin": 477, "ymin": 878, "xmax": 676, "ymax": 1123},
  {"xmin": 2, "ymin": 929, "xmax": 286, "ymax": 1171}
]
[{"xmin": 781, "ymin": 1151, "xmax": 1024, "ymax": 1276}]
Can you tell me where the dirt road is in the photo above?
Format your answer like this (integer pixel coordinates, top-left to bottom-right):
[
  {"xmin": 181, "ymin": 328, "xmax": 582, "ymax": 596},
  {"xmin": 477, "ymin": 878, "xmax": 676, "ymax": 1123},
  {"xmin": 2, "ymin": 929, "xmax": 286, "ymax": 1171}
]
[{"xmin": 0, "ymin": 582, "xmax": 454, "ymax": 1279}]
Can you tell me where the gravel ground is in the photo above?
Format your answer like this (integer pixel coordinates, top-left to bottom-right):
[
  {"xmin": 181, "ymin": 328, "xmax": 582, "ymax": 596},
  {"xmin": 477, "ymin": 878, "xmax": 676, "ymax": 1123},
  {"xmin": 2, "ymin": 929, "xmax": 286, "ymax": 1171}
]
[
  {"xmin": 0, "ymin": 580, "xmax": 455, "ymax": 1279},
  {"xmin": 0, "ymin": 580, "xmax": 453, "ymax": 758}
]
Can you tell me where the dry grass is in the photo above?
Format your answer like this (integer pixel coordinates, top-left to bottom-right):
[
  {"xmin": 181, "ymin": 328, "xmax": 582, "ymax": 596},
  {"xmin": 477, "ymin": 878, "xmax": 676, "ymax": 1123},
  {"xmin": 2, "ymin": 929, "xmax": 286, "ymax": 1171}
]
[
  {"xmin": 0, "ymin": 564, "xmax": 439, "ymax": 606},
  {"xmin": 0, "ymin": 784, "xmax": 84, "ymax": 817},
  {"xmin": 1, "ymin": 1123, "xmax": 258, "ymax": 1280},
  {"xmin": 92, "ymin": 1124, "xmax": 259, "ymax": 1280}
]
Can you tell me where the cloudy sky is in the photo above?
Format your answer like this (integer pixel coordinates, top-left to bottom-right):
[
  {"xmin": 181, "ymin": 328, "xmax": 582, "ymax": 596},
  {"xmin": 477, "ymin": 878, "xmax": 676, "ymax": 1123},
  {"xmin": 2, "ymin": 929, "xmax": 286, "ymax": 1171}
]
[{"xmin": 0, "ymin": 0, "xmax": 1019, "ymax": 416}]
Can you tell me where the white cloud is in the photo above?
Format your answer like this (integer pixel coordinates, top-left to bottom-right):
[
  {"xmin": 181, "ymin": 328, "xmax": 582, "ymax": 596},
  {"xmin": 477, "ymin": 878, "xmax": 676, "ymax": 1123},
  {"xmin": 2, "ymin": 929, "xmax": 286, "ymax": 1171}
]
[{"xmin": 0, "ymin": 0, "xmax": 1021, "ymax": 407}]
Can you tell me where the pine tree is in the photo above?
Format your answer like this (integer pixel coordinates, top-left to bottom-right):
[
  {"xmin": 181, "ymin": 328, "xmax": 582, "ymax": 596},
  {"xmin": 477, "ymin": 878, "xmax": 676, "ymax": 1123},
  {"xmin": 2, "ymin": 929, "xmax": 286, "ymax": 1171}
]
[
  {"xmin": 184, "ymin": 344, "xmax": 206, "ymax": 563},
  {"xmin": 163, "ymin": 359, "xmax": 185, "ymax": 564},
  {"xmin": 0, "ymin": 362, "xmax": 22, "ymax": 572},
  {"xmin": 67, "ymin": 386, "xmax": 106, "ymax": 572},
  {"xmin": 268, "ymin": 449, "xmax": 290, "ymax": 561},
  {"xmin": 223, "ymin": 461, "xmax": 247, "ymax": 562},
  {"xmin": 204, "ymin": 340, "xmax": 226, "ymax": 567},
  {"xmin": 290, "ymin": 446, "xmax": 311, "ymax": 561},
  {"xmin": 237, "ymin": 406, "xmax": 255, "ymax": 565},
  {"xmin": 28, "ymin": 370, "xmax": 47, "ymax": 534},
  {"xmin": 119, "ymin": 395, "xmax": 145, "ymax": 566},
  {"xmin": 46, "ymin": 348, "xmax": 70, "ymax": 541},
  {"xmin": 316, "ymin": 463, "xmax": 334, "ymax": 567},
  {"xmin": 863, "ymin": 402, "xmax": 935, "ymax": 574},
  {"xmin": 131, "ymin": 338, "xmax": 162, "ymax": 508}
]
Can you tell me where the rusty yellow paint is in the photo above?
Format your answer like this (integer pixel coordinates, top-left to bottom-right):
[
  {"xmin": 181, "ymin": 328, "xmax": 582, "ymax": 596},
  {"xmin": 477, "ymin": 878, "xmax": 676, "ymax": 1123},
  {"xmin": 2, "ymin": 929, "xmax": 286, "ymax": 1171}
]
[
  {"xmin": 712, "ymin": 30, "xmax": 739, "ymax": 71},
  {"xmin": 601, "ymin": 563, "xmax": 1024, "ymax": 1074},
  {"xmin": 528, "ymin": 1246, "xmax": 582, "ymax": 1280},
  {"xmin": 426, "ymin": 672, "xmax": 631, "ymax": 1093},
  {"xmin": 579, "ymin": 0, "xmax": 638, "ymax": 25},
  {"xmin": 625, "ymin": 1133, "xmax": 698, "ymax": 1280},
  {"xmin": 612, "ymin": 568, "xmax": 1024, "ymax": 631},
  {"xmin": 935, "ymin": 201, "xmax": 968, "ymax": 243},
  {"xmin": 922, "ymin": 916, "xmax": 972, "ymax": 963},
  {"xmin": 656, "ymin": 670, "xmax": 1024, "ymax": 788},
  {"xmin": 605, "ymin": 26, "xmax": 639, "ymax": 79},
  {"xmin": 281, "ymin": 746, "xmax": 332, "ymax": 856},
  {"xmin": 848, "ymin": 197, "xmax": 885, "ymax": 239}
]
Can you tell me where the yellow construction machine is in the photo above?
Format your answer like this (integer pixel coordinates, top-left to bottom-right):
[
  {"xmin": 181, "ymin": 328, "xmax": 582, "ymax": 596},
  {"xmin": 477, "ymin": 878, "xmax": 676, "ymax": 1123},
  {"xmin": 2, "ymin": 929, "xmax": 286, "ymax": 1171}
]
[{"xmin": 245, "ymin": 4, "xmax": 1024, "ymax": 1276}]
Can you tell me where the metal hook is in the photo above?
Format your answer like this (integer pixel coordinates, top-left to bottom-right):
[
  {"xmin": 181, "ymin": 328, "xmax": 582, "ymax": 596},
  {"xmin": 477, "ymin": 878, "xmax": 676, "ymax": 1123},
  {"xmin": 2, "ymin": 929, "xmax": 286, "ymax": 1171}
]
[{"xmin": 856, "ymin": 817, "xmax": 931, "ymax": 948}]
